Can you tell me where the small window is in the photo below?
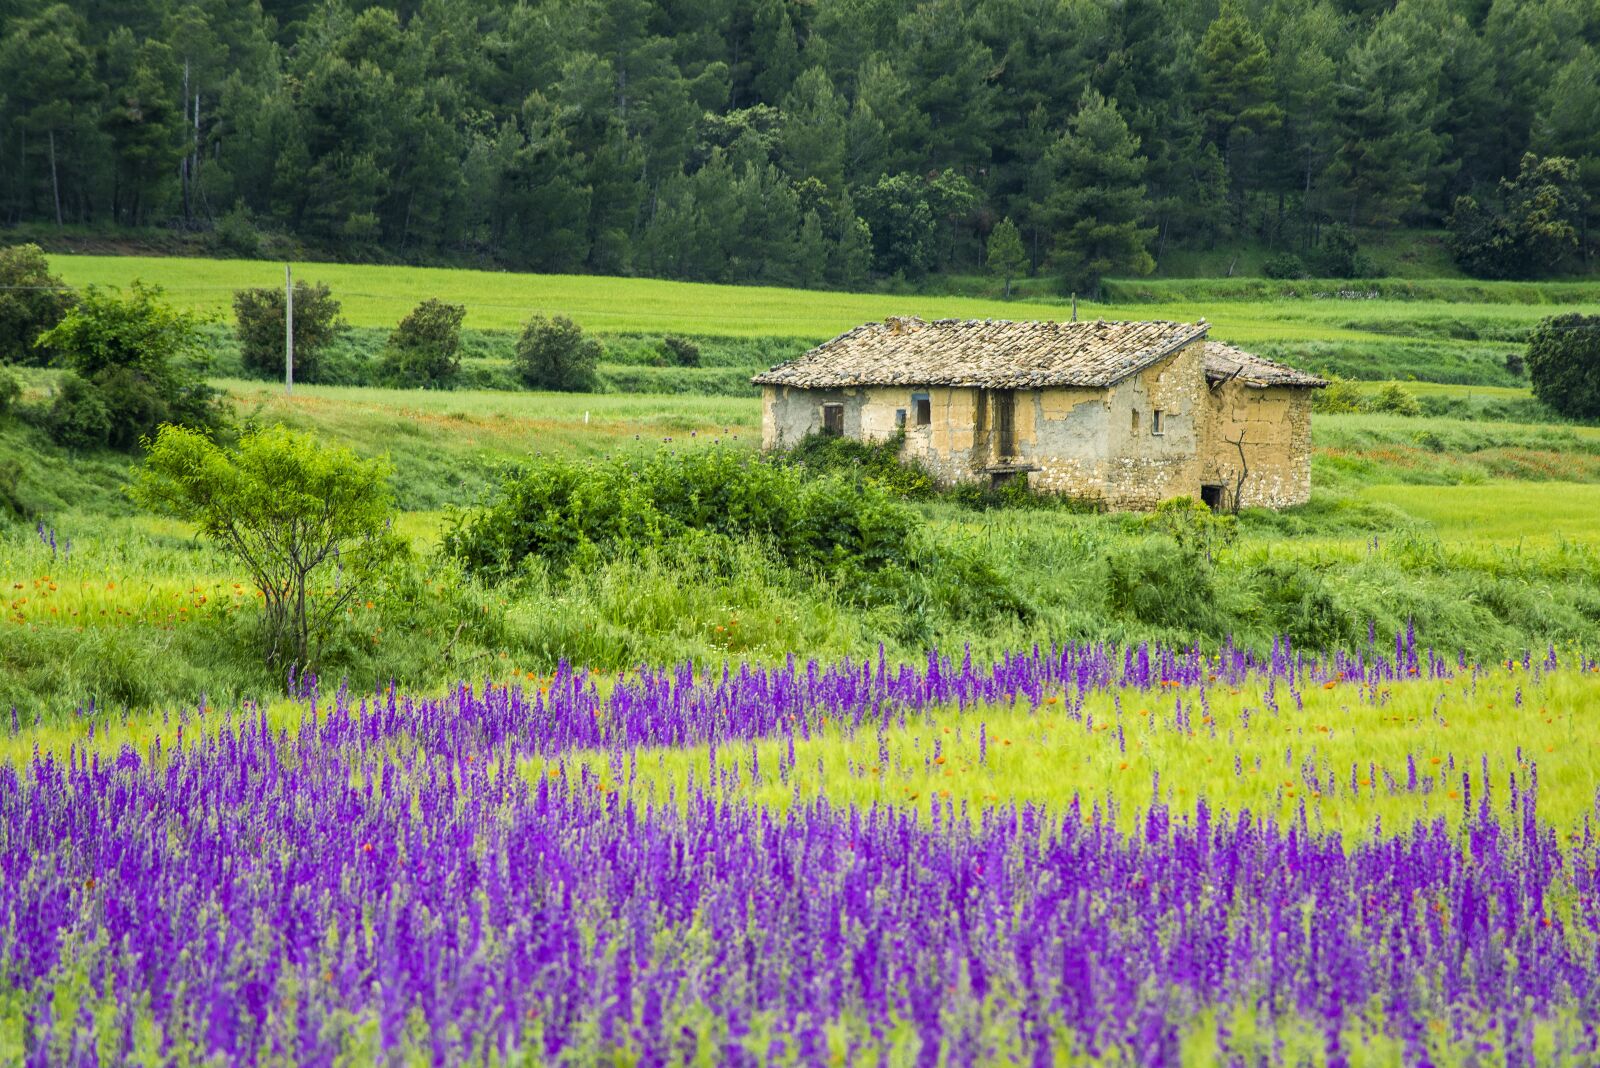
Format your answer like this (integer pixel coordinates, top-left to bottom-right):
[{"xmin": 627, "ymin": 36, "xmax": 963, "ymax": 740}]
[
  {"xmin": 895, "ymin": 408, "xmax": 907, "ymax": 428},
  {"xmin": 822, "ymin": 403, "xmax": 844, "ymax": 437},
  {"xmin": 912, "ymin": 392, "xmax": 931, "ymax": 426},
  {"xmin": 1152, "ymin": 409, "xmax": 1164, "ymax": 435},
  {"xmin": 1131, "ymin": 409, "xmax": 1140, "ymax": 433}
]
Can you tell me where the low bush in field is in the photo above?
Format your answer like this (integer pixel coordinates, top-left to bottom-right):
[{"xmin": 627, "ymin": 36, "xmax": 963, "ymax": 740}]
[
  {"xmin": 780, "ymin": 430, "xmax": 937, "ymax": 499},
  {"xmin": 442, "ymin": 446, "xmax": 1027, "ymax": 625}
]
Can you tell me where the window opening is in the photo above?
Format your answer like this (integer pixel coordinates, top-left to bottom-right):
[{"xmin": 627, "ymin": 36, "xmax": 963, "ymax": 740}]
[
  {"xmin": 895, "ymin": 408, "xmax": 907, "ymax": 429},
  {"xmin": 1131, "ymin": 410, "xmax": 1140, "ymax": 433},
  {"xmin": 1152, "ymin": 409, "xmax": 1164, "ymax": 435},
  {"xmin": 912, "ymin": 392, "xmax": 931, "ymax": 426}
]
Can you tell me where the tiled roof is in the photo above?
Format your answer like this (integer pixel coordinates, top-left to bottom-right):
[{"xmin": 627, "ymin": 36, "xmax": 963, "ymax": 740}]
[
  {"xmin": 1201, "ymin": 342, "xmax": 1327, "ymax": 389},
  {"xmin": 751, "ymin": 316, "xmax": 1210, "ymax": 390}
]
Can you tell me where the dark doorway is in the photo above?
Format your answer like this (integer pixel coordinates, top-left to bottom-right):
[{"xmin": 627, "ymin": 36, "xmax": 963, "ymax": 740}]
[
  {"xmin": 1200, "ymin": 484, "xmax": 1224, "ymax": 510},
  {"xmin": 822, "ymin": 404, "xmax": 844, "ymax": 436},
  {"xmin": 995, "ymin": 390, "xmax": 1015, "ymax": 459}
]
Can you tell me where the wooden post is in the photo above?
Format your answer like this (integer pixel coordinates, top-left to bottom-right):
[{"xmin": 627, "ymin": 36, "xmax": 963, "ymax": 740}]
[
  {"xmin": 1071, "ymin": 293, "xmax": 1077, "ymax": 322},
  {"xmin": 285, "ymin": 264, "xmax": 294, "ymax": 396}
]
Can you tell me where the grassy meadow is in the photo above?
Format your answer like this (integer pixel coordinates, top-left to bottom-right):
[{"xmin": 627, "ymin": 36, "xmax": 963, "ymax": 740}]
[
  {"xmin": 48, "ymin": 253, "xmax": 1600, "ymax": 387},
  {"xmin": 7, "ymin": 260, "xmax": 1600, "ymax": 1066}
]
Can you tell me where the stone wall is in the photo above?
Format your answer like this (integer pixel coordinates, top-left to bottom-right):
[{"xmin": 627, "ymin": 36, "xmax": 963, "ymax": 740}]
[{"xmin": 1198, "ymin": 382, "xmax": 1314, "ymax": 508}]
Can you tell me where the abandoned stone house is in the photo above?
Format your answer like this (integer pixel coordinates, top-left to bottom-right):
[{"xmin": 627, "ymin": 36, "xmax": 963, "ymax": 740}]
[{"xmin": 752, "ymin": 316, "xmax": 1326, "ymax": 510}]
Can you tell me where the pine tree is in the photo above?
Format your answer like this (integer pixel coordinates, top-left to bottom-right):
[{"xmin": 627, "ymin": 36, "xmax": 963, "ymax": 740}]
[
  {"xmin": 781, "ymin": 67, "xmax": 847, "ymax": 191},
  {"xmin": 986, "ymin": 217, "xmax": 1026, "ymax": 298},
  {"xmin": 749, "ymin": 0, "xmax": 800, "ymax": 104},
  {"xmin": 1043, "ymin": 91, "xmax": 1156, "ymax": 296},
  {"xmin": 796, "ymin": 209, "xmax": 828, "ymax": 287},
  {"xmin": 1197, "ymin": 3, "xmax": 1283, "ymax": 167},
  {"xmin": 1326, "ymin": 12, "xmax": 1445, "ymax": 226}
]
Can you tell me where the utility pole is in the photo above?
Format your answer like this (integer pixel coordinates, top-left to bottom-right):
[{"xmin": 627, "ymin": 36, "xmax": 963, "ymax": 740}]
[{"xmin": 285, "ymin": 264, "xmax": 294, "ymax": 395}]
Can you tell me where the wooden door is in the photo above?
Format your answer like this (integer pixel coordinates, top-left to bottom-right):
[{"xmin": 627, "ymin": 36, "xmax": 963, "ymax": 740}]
[
  {"xmin": 995, "ymin": 390, "xmax": 1015, "ymax": 459},
  {"xmin": 822, "ymin": 403, "xmax": 844, "ymax": 436}
]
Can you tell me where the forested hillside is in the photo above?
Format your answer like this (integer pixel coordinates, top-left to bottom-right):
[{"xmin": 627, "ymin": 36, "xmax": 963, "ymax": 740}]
[{"xmin": 3, "ymin": 0, "xmax": 1599, "ymax": 289}]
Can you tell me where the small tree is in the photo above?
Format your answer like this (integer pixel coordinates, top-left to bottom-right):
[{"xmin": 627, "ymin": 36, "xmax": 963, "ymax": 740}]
[
  {"xmin": 1526, "ymin": 313, "xmax": 1600, "ymax": 420},
  {"xmin": 234, "ymin": 282, "xmax": 345, "ymax": 383},
  {"xmin": 377, "ymin": 298, "xmax": 466, "ymax": 388},
  {"xmin": 35, "ymin": 282, "xmax": 222, "ymax": 449},
  {"xmin": 514, "ymin": 315, "xmax": 601, "ymax": 391},
  {"xmin": 0, "ymin": 243, "xmax": 75, "ymax": 365},
  {"xmin": 1447, "ymin": 155, "xmax": 1583, "ymax": 280},
  {"xmin": 986, "ymin": 217, "xmax": 1027, "ymax": 298},
  {"xmin": 131, "ymin": 423, "xmax": 403, "ymax": 668}
]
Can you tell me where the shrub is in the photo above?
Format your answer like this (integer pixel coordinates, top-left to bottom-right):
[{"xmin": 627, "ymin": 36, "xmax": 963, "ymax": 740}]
[
  {"xmin": 781, "ymin": 430, "xmax": 936, "ymax": 499},
  {"xmin": 514, "ymin": 315, "xmax": 601, "ymax": 391},
  {"xmin": 0, "ymin": 243, "xmax": 75, "ymax": 366},
  {"xmin": 1138, "ymin": 496, "xmax": 1238, "ymax": 556},
  {"xmin": 659, "ymin": 336, "xmax": 701, "ymax": 367},
  {"xmin": 0, "ymin": 368, "xmax": 20, "ymax": 416},
  {"xmin": 131, "ymin": 424, "xmax": 404, "ymax": 668},
  {"xmin": 1103, "ymin": 536, "xmax": 1219, "ymax": 631},
  {"xmin": 442, "ymin": 446, "xmax": 1026, "ymax": 622},
  {"xmin": 1368, "ymin": 382, "xmax": 1422, "ymax": 417},
  {"xmin": 215, "ymin": 203, "xmax": 262, "ymax": 257},
  {"xmin": 35, "ymin": 282, "xmax": 223, "ymax": 449},
  {"xmin": 234, "ymin": 281, "xmax": 345, "ymax": 384},
  {"xmin": 1252, "ymin": 561, "xmax": 1353, "ymax": 651},
  {"xmin": 46, "ymin": 373, "xmax": 113, "ymax": 448},
  {"xmin": 1526, "ymin": 313, "xmax": 1600, "ymax": 420},
  {"xmin": 1313, "ymin": 225, "xmax": 1375, "ymax": 278},
  {"xmin": 377, "ymin": 299, "xmax": 466, "ymax": 388},
  {"xmin": 1312, "ymin": 376, "xmax": 1365, "ymax": 413},
  {"xmin": 1261, "ymin": 252, "xmax": 1305, "ymax": 280},
  {"xmin": 1504, "ymin": 351, "xmax": 1526, "ymax": 378}
]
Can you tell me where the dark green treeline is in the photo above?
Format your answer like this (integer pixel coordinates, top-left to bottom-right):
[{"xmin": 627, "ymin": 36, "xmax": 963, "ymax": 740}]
[{"xmin": 3, "ymin": 0, "xmax": 1599, "ymax": 288}]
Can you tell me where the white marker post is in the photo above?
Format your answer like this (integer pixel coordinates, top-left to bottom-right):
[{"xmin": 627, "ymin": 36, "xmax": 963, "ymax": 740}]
[{"xmin": 285, "ymin": 264, "xmax": 294, "ymax": 396}]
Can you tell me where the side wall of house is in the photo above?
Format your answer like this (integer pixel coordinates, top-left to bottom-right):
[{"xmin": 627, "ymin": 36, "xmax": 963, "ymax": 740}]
[
  {"xmin": 1020, "ymin": 341, "xmax": 1206, "ymax": 507},
  {"xmin": 1198, "ymin": 383, "xmax": 1314, "ymax": 508}
]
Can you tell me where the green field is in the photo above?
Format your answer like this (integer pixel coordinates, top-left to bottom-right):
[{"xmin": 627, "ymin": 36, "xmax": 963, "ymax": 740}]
[{"xmin": 49, "ymin": 253, "xmax": 1600, "ymax": 351}]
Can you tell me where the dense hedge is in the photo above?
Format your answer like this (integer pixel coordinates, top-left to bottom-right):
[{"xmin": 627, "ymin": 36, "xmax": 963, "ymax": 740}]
[{"xmin": 442, "ymin": 445, "xmax": 1027, "ymax": 626}]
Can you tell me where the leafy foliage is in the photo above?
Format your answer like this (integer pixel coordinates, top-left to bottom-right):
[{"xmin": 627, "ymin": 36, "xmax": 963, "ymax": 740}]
[
  {"xmin": 1526, "ymin": 313, "xmax": 1600, "ymax": 420},
  {"xmin": 377, "ymin": 298, "xmax": 466, "ymax": 388},
  {"xmin": 233, "ymin": 282, "xmax": 345, "ymax": 384},
  {"xmin": 1261, "ymin": 253, "xmax": 1305, "ymax": 280},
  {"xmin": 1312, "ymin": 225, "xmax": 1376, "ymax": 279},
  {"xmin": 131, "ymin": 423, "xmax": 403, "ymax": 668},
  {"xmin": 658, "ymin": 336, "xmax": 701, "ymax": 368},
  {"xmin": 514, "ymin": 315, "xmax": 601, "ymax": 392},
  {"xmin": 34, "ymin": 282, "xmax": 222, "ymax": 449},
  {"xmin": 1447, "ymin": 155, "xmax": 1583, "ymax": 280},
  {"xmin": 0, "ymin": 367, "xmax": 19, "ymax": 416},
  {"xmin": 442, "ymin": 446, "xmax": 1025, "ymax": 623},
  {"xmin": 0, "ymin": 243, "xmax": 75, "ymax": 365},
  {"xmin": 986, "ymin": 218, "xmax": 1026, "ymax": 297},
  {"xmin": 780, "ymin": 430, "xmax": 936, "ymax": 499}
]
